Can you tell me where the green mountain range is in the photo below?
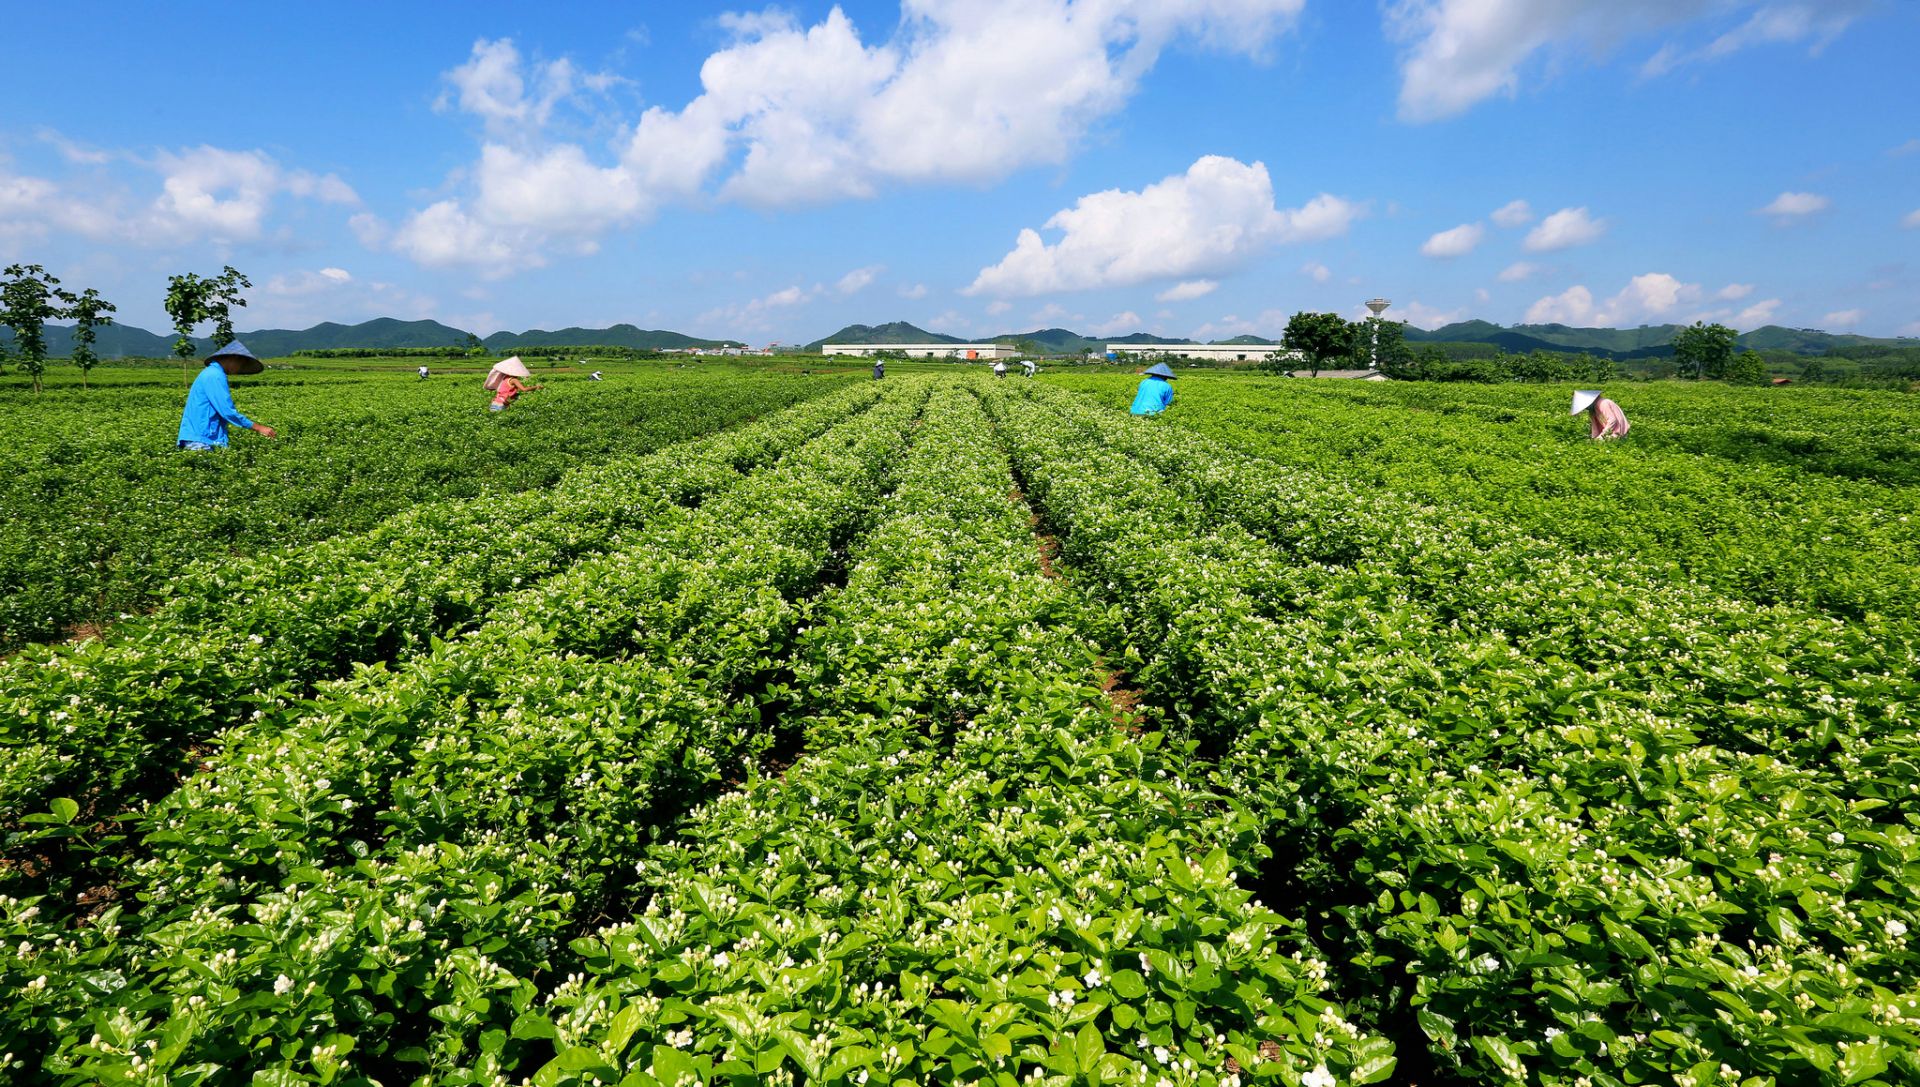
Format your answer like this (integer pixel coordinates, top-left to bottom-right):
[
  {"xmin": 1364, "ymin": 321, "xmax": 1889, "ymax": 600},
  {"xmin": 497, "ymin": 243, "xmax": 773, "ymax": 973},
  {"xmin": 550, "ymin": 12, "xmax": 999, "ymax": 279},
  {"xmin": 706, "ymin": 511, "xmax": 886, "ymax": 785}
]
[
  {"xmin": 7, "ymin": 318, "xmax": 739, "ymax": 358},
  {"xmin": 484, "ymin": 324, "xmax": 743, "ymax": 351},
  {"xmin": 1406, "ymin": 321, "xmax": 1916, "ymax": 359},
  {"xmin": 809, "ymin": 318, "xmax": 1914, "ymax": 359}
]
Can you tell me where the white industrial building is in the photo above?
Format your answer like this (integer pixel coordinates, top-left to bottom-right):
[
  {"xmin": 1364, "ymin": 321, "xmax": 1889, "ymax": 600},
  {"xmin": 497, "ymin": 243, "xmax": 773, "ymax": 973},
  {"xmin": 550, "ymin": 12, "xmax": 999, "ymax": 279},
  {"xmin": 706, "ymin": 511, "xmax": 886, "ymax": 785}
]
[
  {"xmin": 822, "ymin": 343, "xmax": 1019, "ymax": 360},
  {"xmin": 1105, "ymin": 343, "xmax": 1299, "ymax": 363}
]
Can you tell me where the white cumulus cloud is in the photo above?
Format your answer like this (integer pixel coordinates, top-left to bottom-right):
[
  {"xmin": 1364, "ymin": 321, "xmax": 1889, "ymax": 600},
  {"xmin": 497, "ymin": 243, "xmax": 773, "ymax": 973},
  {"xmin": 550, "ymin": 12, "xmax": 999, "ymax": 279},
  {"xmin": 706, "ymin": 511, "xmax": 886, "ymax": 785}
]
[
  {"xmin": 1525, "ymin": 272, "xmax": 1705, "ymax": 326},
  {"xmin": 1736, "ymin": 298, "xmax": 1781, "ymax": 326},
  {"xmin": 1642, "ymin": 2, "xmax": 1871, "ymax": 77},
  {"xmin": 836, "ymin": 265, "xmax": 882, "ymax": 294},
  {"xmin": 1758, "ymin": 191, "xmax": 1829, "ymax": 219},
  {"xmin": 396, "ymin": 3, "xmax": 1311, "ymax": 270},
  {"xmin": 1717, "ymin": 283, "xmax": 1754, "ymax": 300},
  {"xmin": 1388, "ymin": 1, "xmax": 1868, "ymax": 122},
  {"xmin": 1421, "ymin": 221, "xmax": 1485, "ymax": 258},
  {"xmin": 1157, "ymin": 280, "xmax": 1218, "ymax": 302},
  {"xmin": 1490, "ymin": 199, "xmax": 1533, "ymax": 227},
  {"xmin": 1821, "ymin": 308, "xmax": 1864, "ymax": 329},
  {"xmin": 1523, "ymin": 206, "xmax": 1606, "ymax": 251},
  {"xmin": 1395, "ymin": 300, "xmax": 1467, "ymax": 329},
  {"xmin": 0, "ymin": 142, "xmax": 359, "ymax": 250},
  {"xmin": 1300, "ymin": 261, "xmax": 1331, "ymax": 283},
  {"xmin": 1497, "ymin": 261, "xmax": 1538, "ymax": 282},
  {"xmin": 965, "ymin": 155, "xmax": 1362, "ymax": 297}
]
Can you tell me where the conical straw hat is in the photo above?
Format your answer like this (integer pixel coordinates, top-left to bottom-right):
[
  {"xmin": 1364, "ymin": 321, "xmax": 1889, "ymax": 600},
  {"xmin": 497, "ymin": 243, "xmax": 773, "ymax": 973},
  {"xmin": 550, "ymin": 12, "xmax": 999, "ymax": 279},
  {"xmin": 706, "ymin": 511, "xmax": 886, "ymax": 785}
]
[{"xmin": 1571, "ymin": 389, "xmax": 1602, "ymax": 415}]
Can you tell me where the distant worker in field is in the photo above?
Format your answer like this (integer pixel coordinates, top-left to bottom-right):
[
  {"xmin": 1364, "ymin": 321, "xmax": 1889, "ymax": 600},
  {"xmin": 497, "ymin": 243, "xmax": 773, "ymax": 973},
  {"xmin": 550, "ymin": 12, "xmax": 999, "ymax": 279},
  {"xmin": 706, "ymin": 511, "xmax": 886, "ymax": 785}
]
[
  {"xmin": 1130, "ymin": 362, "xmax": 1176, "ymax": 416},
  {"xmin": 418, "ymin": 365, "xmax": 430, "ymax": 379},
  {"xmin": 872, "ymin": 360, "xmax": 884, "ymax": 381},
  {"xmin": 993, "ymin": 360, "xmax": 1007, "ymax": 379},
  {"xmin": 177, "ymin": 341, "xmax": 277, "ymax": 451},
  {"xmin": 590, "ymin": 370, "xmax": 604, "ymax": 381},
  {"xmin": 1571, "ymin": 389, "xmax": 1630, "ymax": 440},
  {"xmin": 1021, "ymin": 359, "xmax": 1037, "ymax": 378},
  {"xmin": 484, "ymin": 356, "xmax": 543, "ymax": 412}
]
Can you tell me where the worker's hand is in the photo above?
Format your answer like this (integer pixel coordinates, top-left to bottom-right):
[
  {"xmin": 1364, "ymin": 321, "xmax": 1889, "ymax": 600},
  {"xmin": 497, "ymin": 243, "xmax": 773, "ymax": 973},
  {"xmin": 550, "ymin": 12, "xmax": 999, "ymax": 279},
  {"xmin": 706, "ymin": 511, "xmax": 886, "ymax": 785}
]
[{"xmin": 253, "ymin": 423, "xmax": 277, "ymax": 438}]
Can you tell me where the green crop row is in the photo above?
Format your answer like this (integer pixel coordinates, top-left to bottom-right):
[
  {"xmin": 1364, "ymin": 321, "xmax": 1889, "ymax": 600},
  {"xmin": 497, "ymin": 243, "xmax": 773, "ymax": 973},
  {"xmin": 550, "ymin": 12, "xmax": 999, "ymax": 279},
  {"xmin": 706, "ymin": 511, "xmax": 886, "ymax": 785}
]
[
  {"xmin": 1046, "ymin": 374, "xmax": 1920, "ymax": 625},
  {"xmin": 0, "ymin": 368, "xmax": 850, "ymax": 649},
  {"xmin": 984, "ymin": 381, "xmax": 1919, "ymax": 1085},
  {"xmin": 3, "ymin": 381, "xmax": 931, "ymax": 1083},
  {"xmin": 530, "ymin": 385, "xmax": 1393, "ymax": 1087},
  {"xmin": 1, "ymin": 382, "xmax": 887, "ymax": 908}
]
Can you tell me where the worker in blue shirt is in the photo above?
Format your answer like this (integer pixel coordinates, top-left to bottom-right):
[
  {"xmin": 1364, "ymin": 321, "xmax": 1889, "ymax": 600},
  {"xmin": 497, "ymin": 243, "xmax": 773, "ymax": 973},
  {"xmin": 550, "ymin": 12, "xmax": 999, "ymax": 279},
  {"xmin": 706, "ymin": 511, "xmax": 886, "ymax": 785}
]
[
  {"xmin": 1129, "ymin": 362, "xmax": 1176, "ymax": 415},
  {"xmin": 177, "ymin": 340, "xmax": 277, "ymax": 450}
]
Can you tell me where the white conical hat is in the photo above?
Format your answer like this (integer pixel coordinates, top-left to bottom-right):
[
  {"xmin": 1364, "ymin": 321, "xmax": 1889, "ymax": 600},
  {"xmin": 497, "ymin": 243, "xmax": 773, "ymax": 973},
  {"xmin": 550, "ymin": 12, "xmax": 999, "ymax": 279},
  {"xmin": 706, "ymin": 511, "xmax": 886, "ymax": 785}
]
[
  {"xmin": 1571, "ymin": 389, "xmax": 1602, "ymax": 415},
  {"xmin": 491, "ymin": 356, "xmax": 531, "ymax": 378}
]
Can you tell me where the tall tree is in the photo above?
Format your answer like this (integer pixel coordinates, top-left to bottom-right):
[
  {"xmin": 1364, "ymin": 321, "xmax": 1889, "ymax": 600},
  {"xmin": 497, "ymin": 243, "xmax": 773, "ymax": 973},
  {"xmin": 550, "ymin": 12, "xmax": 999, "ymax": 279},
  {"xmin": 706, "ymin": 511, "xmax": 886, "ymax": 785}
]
[
  {"xmin": 1726, "ymin": 349, "xmax": 1770, "ymax": 386},
  {"xmin": 1672, "ymin": 320, "xmax": 1737, "ymax": 380},
  {"xmin": 1282, "ymin": 311, "xmax": 1355, "ymax": 378},
  {"xmin": 164, "ymin": 265, "xmax": 252, "ymax": 360},
  {"xmin": 0, "ymin": 263, "xmax": 69, "ymax": 393},
  {"xmin": 1351, "ymin": 317, "xmax": 1411, "ymax": 374},
  {"xmin": 66, "ymin": 288, "xmax": 116, "ymax": 389}
]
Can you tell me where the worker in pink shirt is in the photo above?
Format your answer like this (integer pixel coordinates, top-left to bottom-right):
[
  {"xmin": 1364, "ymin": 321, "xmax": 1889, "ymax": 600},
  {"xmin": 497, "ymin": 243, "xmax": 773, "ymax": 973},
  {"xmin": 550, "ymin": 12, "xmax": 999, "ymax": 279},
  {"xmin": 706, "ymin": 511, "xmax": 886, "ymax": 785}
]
[{"xmin": 1571, "ymin": 389, "xmax": 1630, "ymax": 440}]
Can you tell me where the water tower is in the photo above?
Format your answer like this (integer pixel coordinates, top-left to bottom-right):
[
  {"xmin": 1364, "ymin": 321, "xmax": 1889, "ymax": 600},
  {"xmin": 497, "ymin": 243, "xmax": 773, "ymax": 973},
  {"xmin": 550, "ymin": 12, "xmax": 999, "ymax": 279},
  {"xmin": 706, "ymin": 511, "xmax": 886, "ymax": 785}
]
[{"xmin": 1364, "ymin": 298, "xmax": 1391, "ymax": 370}]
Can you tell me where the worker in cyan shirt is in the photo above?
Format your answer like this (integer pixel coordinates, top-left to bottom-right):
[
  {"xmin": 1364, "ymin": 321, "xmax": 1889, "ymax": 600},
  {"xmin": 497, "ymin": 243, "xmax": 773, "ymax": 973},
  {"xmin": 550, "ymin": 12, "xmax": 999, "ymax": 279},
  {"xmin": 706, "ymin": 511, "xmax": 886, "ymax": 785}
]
[
  {"xmin": 177, "ymin": 341, "xmax": 276, "ymax": 450},
  {"xmin": 1129, "ymin": 362, "xmax": 1176, "ymax": 415}
]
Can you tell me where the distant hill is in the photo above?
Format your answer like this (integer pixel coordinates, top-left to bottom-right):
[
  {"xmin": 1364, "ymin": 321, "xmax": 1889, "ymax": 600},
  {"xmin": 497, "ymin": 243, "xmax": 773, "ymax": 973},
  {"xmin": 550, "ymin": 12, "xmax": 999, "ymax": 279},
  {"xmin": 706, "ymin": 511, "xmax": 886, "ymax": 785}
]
[
  {"xmin": 987, "ymin": 328, "xmax": 1101, "ymax": 355},
  {"xmin": 245, "ymin": 318, "xmax": 473, "ymax": 356},
  {"xmin": 1407, "ymin": 320, "xmax": 1917, "ymax": 359},
  {"xmin": 806, "ymin": 322, "xmax": 965, "ymax": 350},
  {"xmin": 485, "ymin": 324, "xmax": 742, "ymax": 351},
  {"xmin": 7, "ymin": 317, "xmax": 737, "ymax": 358}
]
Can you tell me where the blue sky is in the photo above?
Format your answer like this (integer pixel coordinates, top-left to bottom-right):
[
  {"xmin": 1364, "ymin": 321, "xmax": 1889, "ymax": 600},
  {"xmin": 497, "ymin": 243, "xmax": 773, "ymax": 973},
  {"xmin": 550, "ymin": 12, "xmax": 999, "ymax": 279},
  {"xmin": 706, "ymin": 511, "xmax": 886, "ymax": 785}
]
[{"xmin": 3, "ymin": 1, "xmax": 1915, "ymax": 343}]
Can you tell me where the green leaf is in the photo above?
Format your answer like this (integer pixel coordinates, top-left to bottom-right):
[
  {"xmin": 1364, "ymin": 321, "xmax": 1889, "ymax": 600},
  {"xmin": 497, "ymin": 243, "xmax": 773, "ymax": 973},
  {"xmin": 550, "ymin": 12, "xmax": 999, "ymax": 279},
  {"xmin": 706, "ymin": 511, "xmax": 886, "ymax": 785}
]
[
  {"xmin": 1348, "ymin": 1037, "xmax": 1397, "ymax": 1085},
  {"xmin": 51, "ymin": 797, "xmax": 79, "ymax": 823},
  {"xmin": 1839, "ymin": 1040, "xmax": 1891, "ymax": 1084},
  {"xmin": 513, "ymin": 1013, "xmax": 557, "ymax": 1041},
  {"xmin": 1075, "ymin": 1022, "xmax": 1105, "ymax": 1074},
  {"xmin": 1471, "ymin": 1035, "xmax": 1524, "ymax": 1079},
  {"xmin": 1110, "ymin": 969, "xmax": 1148, "ymax": 999}
]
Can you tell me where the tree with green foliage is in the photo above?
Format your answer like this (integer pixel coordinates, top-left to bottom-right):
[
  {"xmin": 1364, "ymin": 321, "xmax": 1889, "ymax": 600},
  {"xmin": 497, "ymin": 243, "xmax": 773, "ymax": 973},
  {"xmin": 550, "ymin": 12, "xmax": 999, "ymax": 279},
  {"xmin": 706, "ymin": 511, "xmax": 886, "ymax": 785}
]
[
  {"xmin": 163, "ymin": 266, "xmax": 252, "ymax": 360},
  {"xmin": 1282, "ymin": 311, "xmax": 1355, "ymax": 378},
  {"xmin": 0, "ymin": 263, "xmax": 71, "ymax": 393},
  {"xmin": 1672, "ymin": 320, "xmax": 1737, "ymax": 380},
  {"xmin": 1799, "ymin": 356, "xmax": 1826, "ymax": 382},
  {"xmin": 66, "ymin": 288, "xmax": 116, "ymax": 389},
  {"xmin": 1351, "ymin": 317, "xmax": 1411, "ymax": 375},
  {"xmin": 1726, "ymin": 350, "xmax": 1770, "ymax": 386}
]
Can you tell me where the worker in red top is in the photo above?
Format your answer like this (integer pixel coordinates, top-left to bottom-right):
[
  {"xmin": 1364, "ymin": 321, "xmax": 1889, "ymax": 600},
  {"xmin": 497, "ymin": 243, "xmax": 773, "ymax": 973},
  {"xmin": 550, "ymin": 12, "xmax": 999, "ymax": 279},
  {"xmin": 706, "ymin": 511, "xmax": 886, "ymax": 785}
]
[
  {"xmin": 1571, "ymin": 389, "xmax": 1630, "ymax": 440},
  {"xmin": 484, "ymin": 357, "xmax": 543, "ymax": 412}
]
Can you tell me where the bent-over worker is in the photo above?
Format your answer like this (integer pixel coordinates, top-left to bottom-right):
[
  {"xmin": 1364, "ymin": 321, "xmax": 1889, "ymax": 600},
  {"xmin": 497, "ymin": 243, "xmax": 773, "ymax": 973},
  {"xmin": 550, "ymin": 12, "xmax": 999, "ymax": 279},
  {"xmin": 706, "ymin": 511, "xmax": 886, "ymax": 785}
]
[
  {"xmin": 1130, "ymin": 362, "xmax": 1176, "ymax": 416},
  {"xmin": 1021, "ymin": 359, "xmax": 1037, "ymax": 378},
  {"xmin": 178, "ymin": 341, "xmax": 276, "ymax": 450},
  {"xmin": 993, "ymin": 360, "xmax": 1007, "ymax": 379},
  {"xmin": 485, "ymin": 356, "xmax": 543, "ymax": 412},
  {"xmin": 1571, "ymin": 389, "xmax": 1630, "ymax": 440},
  {"xmin": 418, "ymin": 365, "xmax": 430, "ymax": 379},
  {"xmin": 872, "ymin": 360, "xmax": 884, "ymax": 381}
]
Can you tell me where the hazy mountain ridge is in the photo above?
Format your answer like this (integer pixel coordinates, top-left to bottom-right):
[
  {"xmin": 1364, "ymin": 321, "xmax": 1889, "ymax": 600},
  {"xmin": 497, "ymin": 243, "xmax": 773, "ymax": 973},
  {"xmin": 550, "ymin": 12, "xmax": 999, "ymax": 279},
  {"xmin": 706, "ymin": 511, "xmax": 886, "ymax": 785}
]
[{"xmin": 7, "ymin": 318, "xmax": 738, "ymax": 358}]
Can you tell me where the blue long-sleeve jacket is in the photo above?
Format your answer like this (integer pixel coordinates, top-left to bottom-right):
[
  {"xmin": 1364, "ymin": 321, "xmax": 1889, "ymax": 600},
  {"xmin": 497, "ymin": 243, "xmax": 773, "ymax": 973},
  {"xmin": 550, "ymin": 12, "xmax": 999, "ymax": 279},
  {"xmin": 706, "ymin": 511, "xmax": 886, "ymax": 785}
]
[
  {"xmin": 1129, "ymin": 376, "xmax": 1174, "ymax": 415},
  {"xmin": 177, "ymin": 363, "xmax": 254, "ymax": 446}
]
